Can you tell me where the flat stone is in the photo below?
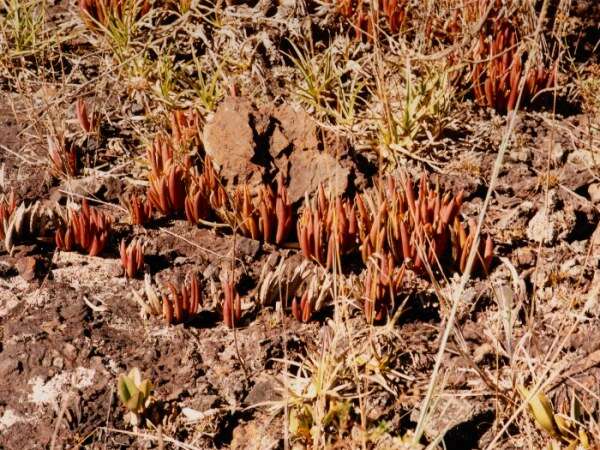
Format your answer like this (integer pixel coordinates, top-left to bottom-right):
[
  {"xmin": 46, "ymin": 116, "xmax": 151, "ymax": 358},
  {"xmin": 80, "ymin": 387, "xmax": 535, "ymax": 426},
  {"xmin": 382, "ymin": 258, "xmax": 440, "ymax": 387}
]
[
  {"xmin": 203, "ymin": 97, "xmax": 262, "ymax": 185},
  {"xmin": 588, "ymin": 183, "xmax": 600, "ymax": 204},
  {"xmin": 288, "ymin": 150, "xmax": 349, "ymax": 203},
  {"xmin": 15, "ymin": 256, "xmax": 39, "ymax": 282}
]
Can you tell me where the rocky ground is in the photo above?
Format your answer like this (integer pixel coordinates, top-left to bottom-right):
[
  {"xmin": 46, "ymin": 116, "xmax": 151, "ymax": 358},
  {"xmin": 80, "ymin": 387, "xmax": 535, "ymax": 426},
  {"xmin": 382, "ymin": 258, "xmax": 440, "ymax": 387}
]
[{"xmin": 0, "ymin": 0, "xmax": 599, "ymax": 449}]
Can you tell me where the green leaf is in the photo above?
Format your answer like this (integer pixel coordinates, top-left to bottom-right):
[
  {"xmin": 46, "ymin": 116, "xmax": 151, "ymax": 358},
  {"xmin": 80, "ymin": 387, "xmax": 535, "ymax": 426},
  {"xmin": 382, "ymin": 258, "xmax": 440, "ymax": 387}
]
[{"xmin": 117, "ymin": 375, "xmax": 131, "ymax": 404}]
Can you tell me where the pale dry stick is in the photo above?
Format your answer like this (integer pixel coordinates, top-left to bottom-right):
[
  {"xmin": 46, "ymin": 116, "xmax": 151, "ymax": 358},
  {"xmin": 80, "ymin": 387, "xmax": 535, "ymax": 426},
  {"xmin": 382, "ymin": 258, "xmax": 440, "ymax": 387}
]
[
  {"xmin": 0, "ymin": 143, "xmax": 43, "ymax": 166},
  {"xmin": 50, "ymin": 393, "xmax": 73, "ymax": 450},
  {"xmin": 331, "ymin": 202, "xmax": 368, "ymax": 450},
  {"xmin": 528, "ymin": 4, "xmax": 556, "ymax": 328},
  {"xmin": 101, "ymin": 384, "xmax": 115, "ymax": 447},
  {"xmin": 99, "ymin": 426, "xmax": 203, "ymax": 450},
  {"xmin": 487, "ymin": 13, "xmax": 600, "ymax": 450},
  {"xmin": 277, "ymin": 278, "xmax": 291, "ymax": 450},
  {"xmin": 412, "ymin": 1, "xmax": 552, "ymax": 442},
  {"xmin": 58, "ymin": 189, "xmax": 129, "ymax": 214},
  {"xmin": 159, "ymin": 227, "xmax": 243, "ymax": 265},
  {"xmin": 228, "ymin": 227, "xmax": 250, "ymax": 381},
  {"xmin": 566, "ymin": 375, "xmax": 600, "ymax": 412},
  {"xmin": 533, "ymin": 214, "xmax": 600, "ymax": 374},
  {"xmin": 525, "ymin": 32, "xmax": 599, "ymax": 379},
  {"xmin": 388, "ymin": 143, "xmax": 443, "ymax": 172}
]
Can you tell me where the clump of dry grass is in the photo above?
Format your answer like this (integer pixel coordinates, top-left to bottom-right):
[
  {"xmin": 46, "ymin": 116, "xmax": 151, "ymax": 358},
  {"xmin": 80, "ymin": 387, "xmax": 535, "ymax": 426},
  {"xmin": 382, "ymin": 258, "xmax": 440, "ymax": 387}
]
[
  {"xmin": 257, "ymin": 256, "xmax": 336, "ymax": 323},
  {"xmin": 78, "ymin": 0, "xmax": 150, "ymax": 31}
]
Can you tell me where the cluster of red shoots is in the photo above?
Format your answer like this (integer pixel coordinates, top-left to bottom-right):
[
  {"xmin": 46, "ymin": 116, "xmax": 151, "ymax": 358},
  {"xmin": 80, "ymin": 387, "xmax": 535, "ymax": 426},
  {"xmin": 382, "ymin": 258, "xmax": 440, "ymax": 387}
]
[
  {"xmin": 142, "ymin": 127, "xmax": 294, "ymax": 247},
  {"xmin": 471, "ymin": 19, "xmax": 556, "ymax": 113},
  {"xmin": 184, "ymin": 155, "xmax": 226, "ymax": 225},
  {"xmin": 363, "ymin": 254, "xmax": 405, "ymax": 323},
  {"xmin": 441, "ymin": 0, "xmax": 556, "ymax": 113},
  {"xmin": 78, "ymin": 0, "xmax": 150, "ymax": 29},
  {"xmin": 160, "ymin": 273, "xmax": 202, "ymax": 325},
  {"xmin": 146, "ymin": 135, "xmax": 189, "ymax": 216},
  {"xmin": 124, "ymin": 193, "xmax": 152, "ymax": 226},
  {"xmin": 356, "ymin": 175, "xmax": 492, "ymax": 274},
  {"xmin": 122, "ymin": 110, "xmax": 208, "ymax": 224},
  {"xmin": 48, "ymin": 136, "xmax": 78, "ymax": 177},
  {"xmin": 296, "ymin": 174, "xmax": 494, "ymax": 321},
  {"xmin": 120, "ymin": 238, "xmax": 144, "ymax": 278},
  {"xmin": 297, "ymin": 175, "xmax": 493, "ymax": 275},
  {"xmin": 0, "ymin": 191, "xmax": 17, "ymax": 240},
  {"xmin": 55, "ymin": 200, "xmax": 112, "ymax": 256},
  {"xmin": 170, "ymin": 109, "xmax": 201, "ymax": 150},
  {"xmin": 336, "ymin": 0, "xmax": 407, "ymax": 39},
  {"xmin": 297, "ymin": 185, "xmax": 357, "ymax": 269},
  {"xmin": 228, "ymin": 175, "xmax": 292, "ymax": 245}
]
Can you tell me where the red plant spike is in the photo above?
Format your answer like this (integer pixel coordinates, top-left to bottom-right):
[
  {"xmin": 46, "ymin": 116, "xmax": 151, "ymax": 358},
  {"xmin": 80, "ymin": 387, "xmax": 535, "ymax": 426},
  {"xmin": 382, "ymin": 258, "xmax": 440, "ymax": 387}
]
[
  {"xmin": 184, "ymin": 157, "xmax": 224, "ymax": 225},
  {"xmin": 222, "ymin": 276, "xmax": 241, "ymax": 329},
  {"xmin": 184, "ymin": 182, "xmax": 211, "ymax": 225},
  {"xmin": 119, "ymin": 238, "xmax": 144, "ymax": 278},
  {"xmin": 0, "ymin": 191, "xmax": 17, "ymax": 240},
  {"xmin": 48, "ymin": 136, "xmax": 78, "ymax": 177},
  {"xmin": 275, "ymin": 174, "xmax": 293, "ymax": 245},
  {"xmin": 227, "ymin": 176, "xmax": 293, "ymax": 245},
  {"xmin": 291, "ymin": 291, "xmax": 313, "ymax": 323},
  {"xmin": 124, "ymin": 193, "xmax": 152, "ymax": 225},
  {"xmin": 161, "ymin": 273, "xmax": 202, "ymax": 325},
  {"xmin": 147, "ymin": 163, "xmax": 187, "ymax": 216},
  {"xmin": 55, "ymin": 200, "xmax": 112, "ymax": 256},
  {"xmin": 170, "ymin": 109, "xmax": 200, "ymax": 150},
  {"xmin": 453, "ymin": 218, "xmax": 494, "ymax": 275},
  {"xmin": 336, "ymin": 0, "xmax": 406, "ymax": 40},
  {"xmin": 75, "ymin": 98, "xmax": 95, "ymax": 133},
  {"xmin": 147, "ymin": 135, "xmax": 175, "ymax": 181},
  {"xmin": 297, "ymin": 185, "xmax": 358, "ymax": 269},
  {"xmin": 363, "ymin": 254, "xmax": 405, "ymax": 323}
]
